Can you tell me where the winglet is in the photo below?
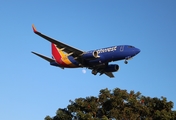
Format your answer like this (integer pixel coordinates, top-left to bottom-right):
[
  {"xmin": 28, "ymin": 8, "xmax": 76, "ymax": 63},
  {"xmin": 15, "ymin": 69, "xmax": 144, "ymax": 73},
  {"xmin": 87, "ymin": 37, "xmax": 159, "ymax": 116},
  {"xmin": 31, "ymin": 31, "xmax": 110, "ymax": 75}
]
[{"xmin": 32, "ymin": 24, "xmax": 37, "ymax": 33}]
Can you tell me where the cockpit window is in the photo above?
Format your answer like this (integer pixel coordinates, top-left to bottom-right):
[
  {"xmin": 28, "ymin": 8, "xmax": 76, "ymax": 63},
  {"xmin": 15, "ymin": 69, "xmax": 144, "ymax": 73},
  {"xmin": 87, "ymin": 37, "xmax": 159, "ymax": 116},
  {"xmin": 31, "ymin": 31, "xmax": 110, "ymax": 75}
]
[{"xmin": 128, "ymin": 46, "xmax": 135, "ymax": 48}]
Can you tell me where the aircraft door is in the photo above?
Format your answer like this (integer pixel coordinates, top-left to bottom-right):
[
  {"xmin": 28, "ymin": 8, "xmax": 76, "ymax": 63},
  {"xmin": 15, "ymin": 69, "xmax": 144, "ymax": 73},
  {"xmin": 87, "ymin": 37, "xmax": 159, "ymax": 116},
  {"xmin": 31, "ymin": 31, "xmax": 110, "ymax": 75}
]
[{"xmin": 120, "ymin": 46, "xmax": 124, "ymax": 52}]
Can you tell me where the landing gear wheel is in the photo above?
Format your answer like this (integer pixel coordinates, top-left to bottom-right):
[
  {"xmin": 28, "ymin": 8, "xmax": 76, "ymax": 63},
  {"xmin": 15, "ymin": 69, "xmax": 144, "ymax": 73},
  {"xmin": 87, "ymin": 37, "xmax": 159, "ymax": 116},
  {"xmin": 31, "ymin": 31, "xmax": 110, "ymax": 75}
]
[
  {"xmin": 124, "ymin": 60, "xmax": 128, "ymax": 64},
  {"xmin": 92, "ymin": 70, "xmax": 98, "ymax": 75}
]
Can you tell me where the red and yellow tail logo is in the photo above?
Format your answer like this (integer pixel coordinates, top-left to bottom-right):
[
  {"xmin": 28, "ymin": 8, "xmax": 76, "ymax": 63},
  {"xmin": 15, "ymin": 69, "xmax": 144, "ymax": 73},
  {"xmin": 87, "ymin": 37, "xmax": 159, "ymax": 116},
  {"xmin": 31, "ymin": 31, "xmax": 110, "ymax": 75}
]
[
  {"xmin": 52, "ymin": 43, "xmax": 62, "ymax": 61},
  {"xmin": 51, "ymin": 43, "xmax": 75, "ymax": 67}
]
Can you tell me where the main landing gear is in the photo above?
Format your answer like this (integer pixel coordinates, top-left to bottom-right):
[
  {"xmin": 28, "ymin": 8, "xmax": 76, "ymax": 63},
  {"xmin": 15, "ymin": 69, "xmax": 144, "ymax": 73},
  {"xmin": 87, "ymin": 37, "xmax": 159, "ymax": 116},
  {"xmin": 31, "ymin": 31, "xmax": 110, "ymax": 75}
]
[{"xmin": 92, "ymin": 70, "xmax": 98, "ymax": 75}]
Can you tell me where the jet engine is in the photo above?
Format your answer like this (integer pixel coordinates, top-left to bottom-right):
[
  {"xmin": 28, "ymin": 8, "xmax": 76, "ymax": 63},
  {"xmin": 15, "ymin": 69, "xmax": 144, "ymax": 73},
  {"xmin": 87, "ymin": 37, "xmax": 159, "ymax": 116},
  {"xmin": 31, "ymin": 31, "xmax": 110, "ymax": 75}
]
[
  {"xmin": 104, "ymin": 64, "xmax": 120, "ymax": 72},
  {"xmin": 82, "ymin": 51, "xmax": 99, "ymax": 60}
]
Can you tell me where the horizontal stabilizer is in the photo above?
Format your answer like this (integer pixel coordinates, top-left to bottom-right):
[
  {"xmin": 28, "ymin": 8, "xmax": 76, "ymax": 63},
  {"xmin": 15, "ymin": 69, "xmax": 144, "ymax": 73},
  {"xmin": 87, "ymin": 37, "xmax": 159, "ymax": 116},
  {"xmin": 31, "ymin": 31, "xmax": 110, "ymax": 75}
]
[{"xmin": 31, "ymin": 51, "xmax": 54, "ymax": 63}]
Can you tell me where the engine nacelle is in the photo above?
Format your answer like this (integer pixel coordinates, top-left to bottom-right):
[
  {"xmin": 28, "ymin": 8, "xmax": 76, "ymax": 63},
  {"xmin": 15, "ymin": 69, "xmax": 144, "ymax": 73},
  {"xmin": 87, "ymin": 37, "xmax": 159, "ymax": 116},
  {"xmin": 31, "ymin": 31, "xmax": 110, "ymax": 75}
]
[
  {"xmin": 82, "ymin": 51, "xmax": 99, "ymax": 60},
  {"xmin": 104, "ymin": 64, "xmax": 120, "ymax": 72}
]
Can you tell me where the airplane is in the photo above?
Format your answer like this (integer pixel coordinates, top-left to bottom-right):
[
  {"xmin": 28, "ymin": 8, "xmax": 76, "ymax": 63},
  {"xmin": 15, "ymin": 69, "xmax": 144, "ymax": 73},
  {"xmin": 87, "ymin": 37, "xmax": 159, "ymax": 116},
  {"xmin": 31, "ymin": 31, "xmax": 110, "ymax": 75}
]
[{"xmin": 31, "ymin": 25, "xmax": 140, "ymax": 78}]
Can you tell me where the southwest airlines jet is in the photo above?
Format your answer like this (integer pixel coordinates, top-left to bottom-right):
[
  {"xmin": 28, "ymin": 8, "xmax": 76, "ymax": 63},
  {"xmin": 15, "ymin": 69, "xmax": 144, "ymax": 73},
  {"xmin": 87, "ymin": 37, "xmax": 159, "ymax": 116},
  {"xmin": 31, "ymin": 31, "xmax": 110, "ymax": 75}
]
[{"xmin": 32, "ymin": 25, "xmax": 140, "ymax": 78}]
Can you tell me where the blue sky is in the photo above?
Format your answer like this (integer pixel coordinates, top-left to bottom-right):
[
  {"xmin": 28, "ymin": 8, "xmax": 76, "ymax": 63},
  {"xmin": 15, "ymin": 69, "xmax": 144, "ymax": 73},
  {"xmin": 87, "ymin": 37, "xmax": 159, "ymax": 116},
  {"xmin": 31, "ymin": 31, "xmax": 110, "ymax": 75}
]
[{"xmin": 1, "ymin": 0, "xmax": 176, "ymax": 120}]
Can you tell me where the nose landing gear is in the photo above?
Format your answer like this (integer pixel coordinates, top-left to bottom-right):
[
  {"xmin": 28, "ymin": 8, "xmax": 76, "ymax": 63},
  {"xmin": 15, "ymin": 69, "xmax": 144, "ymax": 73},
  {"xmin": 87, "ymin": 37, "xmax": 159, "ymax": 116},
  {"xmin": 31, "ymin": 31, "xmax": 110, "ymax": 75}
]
[
  {"xmin": 124, "ymin": 56, "xmax": 133, "ymax": 64},
  {"xmin": 124, "ymin": 60, "xmax": 128, "ymax": 64}
]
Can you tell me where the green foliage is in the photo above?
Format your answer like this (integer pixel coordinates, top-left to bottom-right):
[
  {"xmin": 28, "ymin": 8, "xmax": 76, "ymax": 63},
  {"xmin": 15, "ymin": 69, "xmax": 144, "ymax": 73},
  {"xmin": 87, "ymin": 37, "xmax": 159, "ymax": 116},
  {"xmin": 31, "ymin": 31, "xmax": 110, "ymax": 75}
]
[
  {"xmin": 45, "ymin": 88, "xmax": 175, "ymax": 120},
  {"xmin": 44, "ymin": 116, "xmax": 52, "ymax": 120}
]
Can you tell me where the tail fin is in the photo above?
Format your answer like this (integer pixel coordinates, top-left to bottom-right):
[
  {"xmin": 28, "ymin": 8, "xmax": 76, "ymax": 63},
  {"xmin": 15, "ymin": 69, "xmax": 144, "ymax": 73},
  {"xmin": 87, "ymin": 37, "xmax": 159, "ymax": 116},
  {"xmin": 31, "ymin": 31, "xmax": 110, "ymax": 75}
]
[
  {"xmin": 51, "ymin": 43, "xmax": 62, "ymax": 62},
  {"xmin": 52, "ymin": 43, "xmax": 75, "ymax": 68}
]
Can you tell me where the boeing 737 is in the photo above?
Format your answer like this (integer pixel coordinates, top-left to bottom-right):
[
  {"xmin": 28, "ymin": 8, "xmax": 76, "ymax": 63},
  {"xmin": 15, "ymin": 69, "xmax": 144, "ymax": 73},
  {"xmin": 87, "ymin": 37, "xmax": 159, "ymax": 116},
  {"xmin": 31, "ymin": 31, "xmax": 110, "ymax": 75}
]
[{"xmin": 31, "ymin": 25, "xmax": 140, "ymax": 78}]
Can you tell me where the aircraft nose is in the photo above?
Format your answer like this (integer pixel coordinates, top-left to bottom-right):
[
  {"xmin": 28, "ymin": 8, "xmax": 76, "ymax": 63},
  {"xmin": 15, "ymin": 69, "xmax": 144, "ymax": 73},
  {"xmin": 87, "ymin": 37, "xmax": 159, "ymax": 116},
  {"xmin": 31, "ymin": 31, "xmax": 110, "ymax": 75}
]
[{"xmin": 135, "ymin": 48, "xmax": 141, "ymax": 54}]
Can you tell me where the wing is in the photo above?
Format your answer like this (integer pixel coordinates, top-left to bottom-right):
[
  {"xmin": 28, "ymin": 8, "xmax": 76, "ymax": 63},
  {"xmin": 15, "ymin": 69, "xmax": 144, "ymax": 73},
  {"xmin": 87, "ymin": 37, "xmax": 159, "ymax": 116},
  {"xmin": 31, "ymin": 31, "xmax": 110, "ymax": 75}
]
[
  {"xmin": 32, "ymin": 25, "xmax": 84, "ymax": 58},
  {"xmin": 104, "ymin": 72, "xmax": 115, "ymax": 78}
]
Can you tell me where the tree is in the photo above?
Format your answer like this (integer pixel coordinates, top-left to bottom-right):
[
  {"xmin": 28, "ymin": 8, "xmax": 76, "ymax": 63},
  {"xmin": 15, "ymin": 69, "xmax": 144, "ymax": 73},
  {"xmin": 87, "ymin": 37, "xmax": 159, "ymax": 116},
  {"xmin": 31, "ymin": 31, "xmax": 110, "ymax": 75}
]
[{"xmin": 45, "ymin": 88, "xmax": 176, "ymax": 120}]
